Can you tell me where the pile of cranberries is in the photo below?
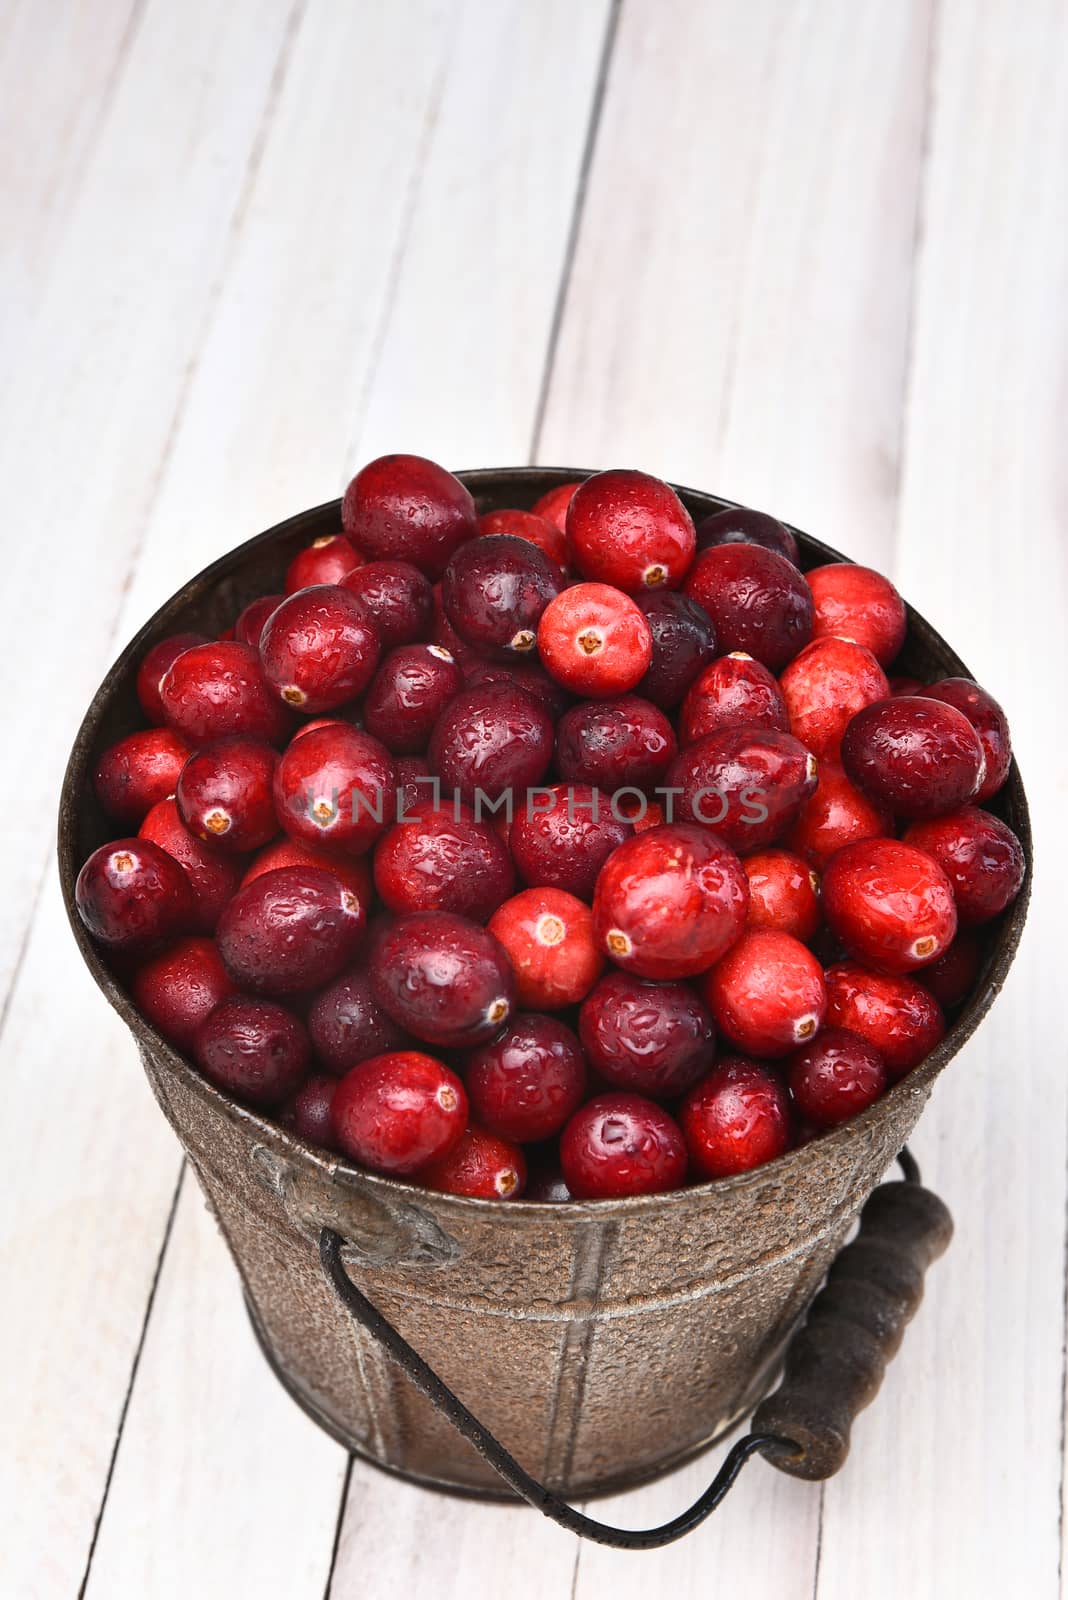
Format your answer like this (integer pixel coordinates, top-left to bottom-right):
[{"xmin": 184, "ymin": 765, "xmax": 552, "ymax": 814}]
[{"xmin": 76, "ymin": 456, "xmax": 1025, "ymax": 1203}]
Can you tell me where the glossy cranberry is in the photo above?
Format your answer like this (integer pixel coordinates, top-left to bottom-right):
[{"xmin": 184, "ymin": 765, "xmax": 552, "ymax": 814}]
[
  {"xmin": 842, "ymin": 696, "xmax": 986, "ymax": 819},
  {"xmin": 259, "ymin": 584, "xmax": 380, "ymax": 712},
  {"xmin": 557, "ymin": 695, "xmax": 677, "ymax": 793},
  {"xmin": 634, "ymin": 590, "xmax": 717, "ymax": 709},
  {"xmin": 787, "ymin": 1028, "xmax": 887, "ymax": 1126},
  {"xmin": 509, "ymin": 784, "xmax": 632, "ymax": 899},
  {"xmin": 780, "ymin": 638, "xmax": 889, "ymax": 760},
  {"xmin": 488, "ymin": 887, "xmax": 604, "ymax": 1009},
  {"xmin": 427, "ymin": 682, "xmax": 553, "ymax": 804},
  {"xmin": 132, "ymin": 937, "xmax": 237, "ymax": 1051},
  {"xmin": 273, "ymin": 724, "xmax": 395, "ymax": 854},
  {"xmin": 921, "ymin": 678, "xmax": 1012, "ymax": 802},
  {"xmin": 285, "ymin": 534, "xmax": 363, "ymax": 593},
  {"xmin": 679, "ymin": 653, "xmax": 788, "ymax": 744},
  {"xmin": 680, "ymin": 1058, "xmax": 792, "ymax": 1178},
  {"xmin": 524, "ymin": 1163, "xmax": 573, "ymax": 1202},
  {"xmin": 560, "ymin": 1093, "xmax": 687, "ymax": 1199},
  {"xmin": 537, "ymin": 584, "xmax": 653, "ymax": 696},
  {"xmin": 363, "ymin": 644, "xmax": 462, "ymax": 755},
  {"xmin": 785, "ymin": 759, "xmax": 893, "ymax": 870},
  {"xmin": 136, "ymin": 632, "xmax": 208, "ymax": 724},
  {"xmin": 566, "ymin": 469, "xmax": 696, "ymax": 593},
  {"xmin": 531, "ymin": 480, "xmax": 581, "ymax": 533},
  {"xmin": 394, "ymin": 754, "xmax": 433, "ymax": 816},
  {"xmin": 342, "ymin": 454, "xmax": 478, "ymax": 579},
  {"xmin": 464, "ymin": 1014, "xmax": 587, "ymax": 1143},
  {"xmin": 694, "ymin": 506, "xmax": 800, "ymax": 566},
  {"xmin": 241, "ymin": 836, "xmax": 372, "ymax": 908},
  {"xmin": 824, "ymin": 961, "xmax": 945, "ymax": 1079},
  {"xmin": 478, "ymin": 508, "xmax": 567, "ymax": 572},
  {"xmin": 194, "ymin": 995, "xmax": 310, "ymax": 1108},
  {"xmin": 903, "ymin": 808, "xmax": 1025, "ymax": 925},
  {"xmin": 461, "ymin": 655, "xmax": 573, "ymax": 720},
  {"xmin": 684, "ymin": 545, "xmax": 813, "ymax": 671},
  {"xmin": 702, "ymin": 929, "xmax": 826, "ymax": 1057},
  {"xmin": 578, "ymin": 971, "xmax": 715, "ymax": 1097},
  {"xmin": 139, "ymin": 798, "xmax": 242, "ymax": 932},
  {"xmin": 370, "ymin": 911, "xmax": 515, "ymax": 1046},
  {"xmin": 373, "ymin": 803, "xmax": 515, "ymax": 922},
  {"xmin": 160, "ymin": 641, "xmax": 291, "ymax": 744},
  {"xmin": 807, "ymin": 563, "xmax": 906, "ymax": 667},
  {"xmin": 744, "ymin": 850, "xmax": 821, "ymax": 940},
  {"xmin": 93, "ymin": 728, "xmax": 192, "ymax": 826},
  {"xmin": 822, "ymin": 838, "xmax": 957, "ymax": 973},
  {"xmin": 217, "ymin": 866, "xmax": 365, "ymax": 995},
  {"xmin": 340, "ymin": 560, "xmax": 434, "ymax": 650},
  {"xmin": 307, "ymin": 966, "xmax": 409, "ymax": 1075},
  {"xmin": 442, "ymin": 534, "xmax": 563, "ymax": 660},
  {"xmin": 332, "ymin": 1051, "xmax": 467, "ymax": 1174},
  {"xmin": 918, "ymin": 931, "xmax": 983, "ymax": 1010},
  {"xmin": 665, "ymin": 727, "xmax": 818, "ymax": 854},
  {"xmin": 591, "ymin": 823, "xmax": 748, "ymax": 979},
  {"xmin": 76, "ymin": 837, "xmax": 193, "ymax": 950},
  {"xmin": 419, "ymin": 1125, "xmax": 526, "ymax": 1198},
  {"xmin": 175, "ymin": 735, "xmax": 278, "ymax": 853},
  {"xmin": 234, "ymin": 594, "xmax": 284, "ymax": 649},
  {"xmin": 280, "ymin": 1073, "xmax": 338, "ymax": 1149}
]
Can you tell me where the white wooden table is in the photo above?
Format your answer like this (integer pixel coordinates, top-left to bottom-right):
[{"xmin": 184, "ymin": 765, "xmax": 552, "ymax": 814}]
[{"xmin": 4, "ymin": 2, "xmax": 1065, "ymax": 1595}]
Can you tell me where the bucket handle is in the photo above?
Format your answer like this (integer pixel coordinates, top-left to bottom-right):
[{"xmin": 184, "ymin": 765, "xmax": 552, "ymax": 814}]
[{"xmin": 319, "ymin": 1148, "xmax": 951, "ymax": 1549}]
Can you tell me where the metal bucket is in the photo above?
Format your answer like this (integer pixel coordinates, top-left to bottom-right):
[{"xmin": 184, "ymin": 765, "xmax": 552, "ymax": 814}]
[{"xmin": 58, "ymin": 470, "xmax": 1031, "ymax": 1501}]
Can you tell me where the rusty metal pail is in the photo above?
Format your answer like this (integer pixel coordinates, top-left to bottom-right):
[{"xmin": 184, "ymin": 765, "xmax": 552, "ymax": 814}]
[{"xmin": 58, "ymin": 470, "xmax": 1030, "ymax": 1514}]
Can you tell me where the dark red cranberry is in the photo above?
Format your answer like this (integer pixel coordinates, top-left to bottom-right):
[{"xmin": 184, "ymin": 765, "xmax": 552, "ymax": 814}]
[
  {"xmin": 634, "ymin": 590, "xmax": 717, "ymax": 709},
  {"xmin": 665, "ymin": 727, "xmax": 818, "ymax": 854},
  {"xmin": 822, "ymin": 838, "xmax": 957, "ymax": 973},
  {"xmin": 918, "ymin": 932, "xmax": 983, "ymax": 1011},
  {"xmin": 561, "ymin": 1092, "xmax": 687, "ymax": 1198},
  {"xmin": 259, "ymin": 584, "xmax": 379, "ymax": 712},
  {"xmin": 578, "ymin": 971, "xmax": 715, "ymax": 1097},
  {"xmin": 461, "ymin": 655, "xmax": 573, "ymax": 720},
  {"xmin": 307, "ymin": 965, "xmax": 409, "ymax": 1075},
  {"xmin": 921, "ymin": 678, "xmax": 1012, "ymax": 802},
  {"xmin": 442, "ymin": 534, "xmax": 563, "ymax": 659},
  {"xmin": 780, "ymin": 638, "xmax": 889, "ymax": 759},
  {"xmin": 824, "ymin": 961, "xmax": 945, "ymax": 1079},
  {"xmin": 684, "ymin": 545, "xmax": 813, "ymax": 670},
  {"xmin": 370, "ymin": 911, "xmax": 515, "ymax": 1046},
  {"xmin": 94, "ymin": 728, "xmax": 192, "ymax": 826},
  {"xmin": 537, "ymin": 584, "xmax": 653, "ymax": 696},
  {"xmin": 136, "ymin": 632, "xmax": 208, "ymax": 724},
  {"xmin": 76, "ymin": 838, "xmax": 193, "ymax": 950},
  {"xmin": 176, "ymin": 735, "xmax": 278, "ymax": 852},
  {"xmin": 509, "ymin": 784, "xmax": 632, "ymax": 899},
  {"xmin": 427, "ymin": 682, "xmax": 553, "ymax": 804},
  {"xmin": 394, "ymin": 755, "xmax": 433, "ymax": 816},
  {"xmin": 679, "ymin": 653, "xmax": 788, "ymax": 743},
  {"xmin": 363, "ymin": 644, "xmax": 463, "ymax": 754},
  {"xmin": 340, "ymin": 560, "xmax": 434, "ymax": 650},
  {"xmin": 217, "ymin": 866, "xmax": 365, "ymax": 995},
  {"xmin": 680, "ymin": 1057, "xmax": 792, "ymax": 1177},
  {"xmin": 240, "ymin": 836, "xmax": 372, "ymax": 906},
  {"xmin": 841, "ymin": 697, "xmax": 985, "ymax": 818},
  {"xmin": 132, "ymin": 936, "xmax": 236, "ymax": 1050},
  {"xmin": 703, "ymin": 929, "xmax": 826, "ymax": 1057},
  {"xmin": 695, "ymin": 506, "xmax": 800, "ymax": 566},
  {"xmin": 332, "ymin": 1050, "xmax": 467, "ymax": 1174},
  {"xmin": 194, "ymin": 995, "xmax": 310, "ymax": 1108},
  {"xmin": 488, "ymin": 887, "xmax": 604, "ymax": 1008},
  {"xmin": 160, "ymin": 641, "xmax": 291, "ymax": 744},
  {"xmin": 891, "ymin": 675, "xmax": 926, "ymax": 697},
  {"xmin": 464, "ymin": 1013, "xmax": 587, "ymax": 1142},
  {"xmin": 373, "ymin": 803, "xmax": 515, "ymax": 922},
  {"xmin": 591, "ymin": 823, "xmax": 748, "ymax": 979},
  {"xmin": 280, "ymin": 1074, "xmax": 338, "ymax": 1148},
  {"xmin": 807, "ymin": 563, "xmax": 906, "ymax": 667},
  {"xmin": 787, "ymin": 1027, "xmax": 887, "ymax": 1126},
  {"xmin": 419, "ymin": 1125, "xmax": 527, "ymax": 1198},
  {"xmin": 429, "ymin": 582, "xmax": 481, "ymax": 666},
  {"xmin": 744, "ymin": 849, "xmax": 821, "ymax": 941},
  {"xmin": 285, "ymin": 534, "xmax": 363, "ymax": 593},
  {"xmin": 524, "ymin": 1163, "xmax": 573, "ymax": 1202},
  {"xmin": 234, "ymin": 594, "xmax": 284, "ymax": 649},
  {"xmin": 531, "ymin": 480, "xmax": 581, "ymax": 533},
  {"xmin": 273, "ymin": 724, "xmax": 395, "ymax": 854},
  {"xmin": 556, "ymin": 694, "xmax": 677, "ymax": 794},
  {"xmin": 566, "ymin": 469, "xmax": 695, "ymax": 593},
  {"xmin": 785, "ymin": 759, "xmax": 892, "ymax": 870},
  {"xmin": 903, "ymin": 808, "xmax": 1025, "ymax": 925},
  {"xmin": 478, "ymin": 508, "xmax": 567, "ymax": 572},
  {"xmin": 139, "ymin": 797, "xmax": 243, "ymax": 932},
  {"xmin": 341, "ymin": 454, "xmax": 478, "ymax": 579}
]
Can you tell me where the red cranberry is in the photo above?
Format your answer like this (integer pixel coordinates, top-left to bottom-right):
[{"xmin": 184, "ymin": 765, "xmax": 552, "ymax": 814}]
[
  {"xmin": 285, "ymin": 534, "xmax": 363, "ymax": 593},
  {"xmin": 332, "ymin": 1051, "xmax": 467, "ymax": 1174},
  {"xmin": 76, "ymin": 838, "xmax": 193, "ymax": 950},
  {"xmin": 394, "ymin": 754, "xmax": 433, "ymax": 815},
  {"xmin": 373, "ymin": 803, "xmax": 515, "ymax": 922},
  {"xmin": 427, "ymin": 682, "xmax": 553, "ymax": 804},
  {"xmin": 509, "ymin": 784, "xmax": 632, "ymax": 899},
  {"xmin": 744, "ymin": 849, "xmax": 821, "ymax": 941},
  {"xmin": 524, "ymin": 1163, "xmax": 573, "ymax": 1202},
  {"xmin": 280, "ymin": 1073, "xmax": 338, "ymax": 1149},
  {"xmin": 779, "ymin": 638, "xmax": 889, "ymax": 759},
  {"xmin": 370, "ymin": 911, "xmax": 515, "ymax": 1046},
  {"xmin": 342, "ymin": 454, "xmax": 478, "ymax": 579},
  {"xmin": 557, "ymin": 694, "xmax": 677, "ymax": 792},
  {"xmin": 273, "ymin": 724, "xmax": 395, "ymax": 854},
  {"xmin": 176, "ymin": 735, "xmax": 278, "ymax": 852},
  {"xmin": 478, "ymin": 508, "xmax": 567, "ymax": 572},
  {"xmin": 241, "ymin": 836, "xmax": 372, "ymax": 905},
  {"xmin": 822, "ymin": 838, "xmax": 957, "ymax": 973},
  {"xmin": 807, "ymin": 563, "xmax": 906, "ymax": 667},
  {"xmin": 234, "ymin": 594, "xmax": 284, "ymax": 649},
  {"xmin": 139, "ymin": 798, "xmax": 243, "ymax": 932},
  {"xmin": 94, "ymin": 728, "xmax": 192, "ymax": 826},
  {"xmin": 132, "ymin": 936, "xmax": 236, "ymax": 1051},
  {"xmin": 560, "ymin": 1093, "xmax": 687, "ymax": 1199},
  {"xmin": 488, "ymin": 887, "xmax": 604, "ymax": 1009},
  {"xmin": 680, "ymin": 1057, "xmax": 792, "ymax": 1177},
  {"xmin": 785, "ymin": 759, "xmax": 892, "ymax": 870},
  {"xmin": 921, "ymin": 678, "xmax": 1012, "ymax": 802},
  {"xmin": 787, "ymin": 1028, "xmax": 887, "ymax": 1126},
  {"xmin": 461, "ymin": 655, "xmax": 573, "ymax": 720},
  {"xmin": 160, "ymin": 641, "xmax": 291, "ymax": 744},
  {"xmin": 419, "ymin": 1125, "xmax": 526, "ymax": 1198},
  {"xmin": 217, "ymin": 866, "xmax": 365, "ymax": 994},
  {"xmin": 194, "ymin": 995, "xmax": 310, "ymax": 1108},
  {"xmin": 464, "ymin": 1013, "xmax": 587, "ymax": 1142},
  {"xmin": 694, "ymin": 506, "xmax": 800, "ymax": 566},
  {"xmin": 684, "ymin": 545, "xmax": 813, "ymax": 671},
  {"xmin": 578, "ymin": 971, "xmax": 715, "ymax": 1097},
  {"xmin": 631, "ymin": 800, "xmax": 665, "ymax": 832},
  {"xmin": 665, "ymin": 727, "xmax": 818, "ymax": 854},
  {"xmin": 824, "ymin": 960, "xmax": 945, "ymax": 1079},
  {"xmin": 259, "ymin": 585, "xmax": 380, "ymax": 712},
  {"xmin": 841, "ymin": 697, "xmax": 985, "ymax": 818},
  {"xmin": 679, "ymin": 653, "xmax": 788, "ymax": 744},
  {"xmin": 537, "ymin": 584, "xmax": 653, "ymax": 696},
  {"xmin": 307, "ymin": 965, "xmax": 410, "ymax": 1074},
  {"xmin": 703, "ymin": 929, "xmax": 826, "ymax": 1057},
  {"xmin": 531, "ymin": 480, "xmax": 581, "ymax": 533},
  {"xmin": 918, "ymin": 931, "xmax": 983, "ymax": 1011},
  {"xmin": 566, "ymin": 469, "xmax": 696, "ymax": 593},
  {"xmin": 591, "ymin": 823, "xmax": 748, "ymax": 980},
  {"xmin": 903, "ymin": 808, "xmax": 1025, "ymax": 925},
  {"xmin": 340, "ymin": 560, "xmax": 434, "ymax": 650},
  {"xmin": 136, "ymin": 632, "xmax": 208, "ymax": 724},
  {"xmin": 891, "ymin": 675, "xmax": 926, "ymax": 697},
  {"xmin": 442, "ymin": 534, "xmax": 563, "ymax": 659},
  {"xmin": 362, "ymin": 644, "xmax": 462, "ymax": 754},
  {"xmin": 635, "ymin": 590, "xmax": 718, "ymax": 708}
]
